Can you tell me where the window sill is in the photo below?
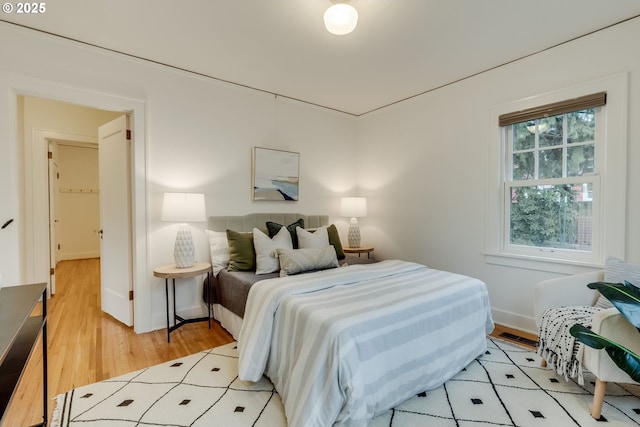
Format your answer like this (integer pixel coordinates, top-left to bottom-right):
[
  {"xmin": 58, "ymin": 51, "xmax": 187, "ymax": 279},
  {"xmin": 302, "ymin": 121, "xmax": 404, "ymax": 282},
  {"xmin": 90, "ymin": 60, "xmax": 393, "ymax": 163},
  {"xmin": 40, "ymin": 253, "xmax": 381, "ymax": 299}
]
[{"xmin": 484, "ymin": 251, "xmax": 603, "ymax": 275}]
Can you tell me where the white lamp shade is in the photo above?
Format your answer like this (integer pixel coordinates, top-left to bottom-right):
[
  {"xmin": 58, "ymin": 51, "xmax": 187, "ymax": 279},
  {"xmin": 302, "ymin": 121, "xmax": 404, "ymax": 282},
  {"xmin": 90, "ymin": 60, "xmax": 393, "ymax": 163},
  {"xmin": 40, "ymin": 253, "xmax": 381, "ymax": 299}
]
[
  {"xmin": 324, "ymin": 3, "xmax": 358, "ymax": 35},
  {"xmin": 161, "ymin": 193, "xmax": 206, "ymax": 223},
  {"xmin": 340, "ymin": 197, "xmax": 367, "ymax": 218}
]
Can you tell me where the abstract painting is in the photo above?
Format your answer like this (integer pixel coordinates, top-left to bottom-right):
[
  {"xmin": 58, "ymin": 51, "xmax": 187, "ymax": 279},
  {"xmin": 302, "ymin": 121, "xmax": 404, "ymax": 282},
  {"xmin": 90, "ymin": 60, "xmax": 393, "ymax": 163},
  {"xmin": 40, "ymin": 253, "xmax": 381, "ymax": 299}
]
[{"xmin": 252, "ymin": 147, "xmax": 299, "ymax": 201}]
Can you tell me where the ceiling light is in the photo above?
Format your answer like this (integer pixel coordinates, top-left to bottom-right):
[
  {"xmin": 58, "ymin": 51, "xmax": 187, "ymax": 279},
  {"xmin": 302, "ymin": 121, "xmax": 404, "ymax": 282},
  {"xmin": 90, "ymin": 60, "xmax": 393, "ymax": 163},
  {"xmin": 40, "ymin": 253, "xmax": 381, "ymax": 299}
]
[{"xmin": 324, "ymin": 3, "xmax": 358, "ymax": 35}]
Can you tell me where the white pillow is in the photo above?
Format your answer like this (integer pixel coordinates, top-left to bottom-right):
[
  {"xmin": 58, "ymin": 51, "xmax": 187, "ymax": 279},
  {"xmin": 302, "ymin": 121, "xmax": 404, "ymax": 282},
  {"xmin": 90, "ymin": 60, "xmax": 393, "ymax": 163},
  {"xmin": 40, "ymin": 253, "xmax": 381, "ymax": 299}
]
[
  {"xmin": 205, "ymin": 230, "xmax": 229, "ymax": 276},
  {"xmin": 253, "ymin": 227, "xmax": 293, "ymax": 274},
  {"xmin": 297, "ymin": 225, "xmax": 329, "ymax": 249},
  {"xmin": 604, "ymin": 257, "xmax": 640, "ymax": 284},
  {"xmin": 277, "ymin": 246, "xmax": 339, "ymax": 277}
]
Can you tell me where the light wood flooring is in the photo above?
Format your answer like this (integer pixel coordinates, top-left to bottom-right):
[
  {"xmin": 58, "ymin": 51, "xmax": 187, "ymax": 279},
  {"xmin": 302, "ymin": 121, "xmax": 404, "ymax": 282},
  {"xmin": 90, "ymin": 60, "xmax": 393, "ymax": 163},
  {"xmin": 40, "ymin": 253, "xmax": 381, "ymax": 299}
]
[
  {"xmin": 3, "ymin": 258, "xmax": 233, "ymax": 427},
  {"xmin": 3, "ymin": 258, "xmax": 537, "ymax": 426}
]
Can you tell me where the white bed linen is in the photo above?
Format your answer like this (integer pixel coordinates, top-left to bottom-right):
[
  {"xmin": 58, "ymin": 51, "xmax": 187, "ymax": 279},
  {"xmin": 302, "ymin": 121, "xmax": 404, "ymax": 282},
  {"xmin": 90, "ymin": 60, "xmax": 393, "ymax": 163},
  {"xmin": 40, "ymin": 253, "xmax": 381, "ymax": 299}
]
[
  {"xmin": 210, "ymin": 303, "xmax": 243, "ymax": 340},
  {"xmin": 238, "ymin": 260, "xmax": 494, "ymax": 427}
]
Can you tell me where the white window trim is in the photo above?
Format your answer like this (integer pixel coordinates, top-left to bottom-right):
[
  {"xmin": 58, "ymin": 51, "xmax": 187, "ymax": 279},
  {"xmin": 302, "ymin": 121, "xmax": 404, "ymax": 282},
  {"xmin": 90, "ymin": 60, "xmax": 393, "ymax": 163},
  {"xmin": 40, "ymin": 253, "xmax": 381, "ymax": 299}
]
[{"xmin": 485, "ymin": 73, "xmax": 628, "ymax": 274}]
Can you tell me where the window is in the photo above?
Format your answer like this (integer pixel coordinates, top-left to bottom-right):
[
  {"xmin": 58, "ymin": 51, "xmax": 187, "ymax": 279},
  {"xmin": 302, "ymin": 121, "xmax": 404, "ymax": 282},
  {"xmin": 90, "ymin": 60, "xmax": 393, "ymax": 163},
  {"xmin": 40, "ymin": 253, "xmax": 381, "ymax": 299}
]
[
  {"xmin": 486, "ymin": 75, "xmax": 627, "ymax": 272},
  {"xmin": 504, "ymin": 105, "xmax": 601, "ymax": 260}
]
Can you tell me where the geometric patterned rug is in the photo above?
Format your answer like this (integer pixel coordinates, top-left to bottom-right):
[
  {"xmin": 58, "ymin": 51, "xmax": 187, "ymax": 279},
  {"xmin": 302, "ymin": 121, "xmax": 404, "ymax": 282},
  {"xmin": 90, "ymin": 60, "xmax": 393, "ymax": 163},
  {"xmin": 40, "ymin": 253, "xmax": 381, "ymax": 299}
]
[{"xmin": 51, "ymin": 338, "xmax": 640, "ymax": 427}]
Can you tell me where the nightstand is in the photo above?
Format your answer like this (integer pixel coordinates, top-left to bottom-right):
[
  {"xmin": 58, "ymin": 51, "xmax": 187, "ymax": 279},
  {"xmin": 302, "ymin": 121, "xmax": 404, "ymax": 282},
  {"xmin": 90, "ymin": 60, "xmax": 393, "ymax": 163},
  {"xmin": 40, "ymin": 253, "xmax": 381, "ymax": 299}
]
[
  {"xmin": 153, "ymin": 262, "xmax": 212, "ymax": 343},
  {"xmin": 343, "ymin": 246, "xmax": 374, "ymax": 258}
]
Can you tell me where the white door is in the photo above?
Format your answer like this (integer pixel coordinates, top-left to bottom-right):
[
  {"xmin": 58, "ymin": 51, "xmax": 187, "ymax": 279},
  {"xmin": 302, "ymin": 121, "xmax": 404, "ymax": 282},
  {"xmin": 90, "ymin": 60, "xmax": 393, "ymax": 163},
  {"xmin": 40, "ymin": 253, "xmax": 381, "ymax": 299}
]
[{"xmin": 98, "ymin": 115, "xmax": 133, "ymax": 326}]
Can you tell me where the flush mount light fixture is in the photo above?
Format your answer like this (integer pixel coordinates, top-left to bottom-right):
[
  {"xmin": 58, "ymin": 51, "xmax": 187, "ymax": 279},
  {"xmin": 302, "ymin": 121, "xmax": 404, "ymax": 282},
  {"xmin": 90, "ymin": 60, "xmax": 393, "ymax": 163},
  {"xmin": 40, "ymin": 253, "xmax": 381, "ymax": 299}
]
[{"xmin": 324, "ymin": 3, "xmax": 358, "ymax": 35}]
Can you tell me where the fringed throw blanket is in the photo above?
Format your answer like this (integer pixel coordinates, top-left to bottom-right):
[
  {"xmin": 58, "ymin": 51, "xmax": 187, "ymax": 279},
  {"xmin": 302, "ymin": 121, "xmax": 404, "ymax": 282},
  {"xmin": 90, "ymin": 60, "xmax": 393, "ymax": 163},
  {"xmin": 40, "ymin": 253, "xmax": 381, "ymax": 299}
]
[{"xmin": 537, "ymin": 305, "xmax": 602, "ymax": 385}]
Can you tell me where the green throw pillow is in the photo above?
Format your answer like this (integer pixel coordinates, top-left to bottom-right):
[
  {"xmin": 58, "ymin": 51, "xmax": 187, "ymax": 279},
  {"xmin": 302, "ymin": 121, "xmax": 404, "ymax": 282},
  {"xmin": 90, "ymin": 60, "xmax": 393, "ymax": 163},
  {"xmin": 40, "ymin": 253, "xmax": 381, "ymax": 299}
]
[
  {"xmin": 226, "ymin": 229, "xmax": 255, "ymax": 271},
  {"xmin": 327, "ymin": 224, "xmax": 345, "ymax": 260}
]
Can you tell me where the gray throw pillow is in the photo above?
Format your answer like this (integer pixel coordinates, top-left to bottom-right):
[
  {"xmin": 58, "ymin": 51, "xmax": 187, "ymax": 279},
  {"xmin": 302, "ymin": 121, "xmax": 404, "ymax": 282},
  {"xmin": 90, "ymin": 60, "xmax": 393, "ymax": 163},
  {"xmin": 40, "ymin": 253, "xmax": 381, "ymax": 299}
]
[{"xmin": 277, "ymin": 246, "xmax": 339, "ymax": 277}]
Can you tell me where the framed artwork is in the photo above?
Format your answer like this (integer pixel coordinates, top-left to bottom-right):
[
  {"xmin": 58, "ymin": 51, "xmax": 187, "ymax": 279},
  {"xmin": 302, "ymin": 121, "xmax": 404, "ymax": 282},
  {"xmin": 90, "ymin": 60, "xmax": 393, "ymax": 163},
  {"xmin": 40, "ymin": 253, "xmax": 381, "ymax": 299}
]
[{"xmin": 252, "ymin": 147, "xmax": 300, "ymax": 201}]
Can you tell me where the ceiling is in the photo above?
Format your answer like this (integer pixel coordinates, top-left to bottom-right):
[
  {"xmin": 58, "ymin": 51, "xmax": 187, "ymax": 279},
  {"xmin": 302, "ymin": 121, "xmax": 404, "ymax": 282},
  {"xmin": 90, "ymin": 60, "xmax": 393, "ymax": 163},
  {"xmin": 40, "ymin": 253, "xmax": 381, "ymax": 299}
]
[{"xmin": 3, "ymin": 1, "xmax": 640, "ymax": 116}]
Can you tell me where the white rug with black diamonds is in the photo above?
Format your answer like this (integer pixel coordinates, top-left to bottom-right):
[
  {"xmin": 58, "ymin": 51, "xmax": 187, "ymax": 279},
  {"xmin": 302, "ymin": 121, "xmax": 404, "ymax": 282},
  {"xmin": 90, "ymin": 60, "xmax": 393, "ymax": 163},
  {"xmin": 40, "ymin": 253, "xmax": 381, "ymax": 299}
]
[{"xmin": 52, "ymin": 338, "xmax": 640, "ymax": 427}]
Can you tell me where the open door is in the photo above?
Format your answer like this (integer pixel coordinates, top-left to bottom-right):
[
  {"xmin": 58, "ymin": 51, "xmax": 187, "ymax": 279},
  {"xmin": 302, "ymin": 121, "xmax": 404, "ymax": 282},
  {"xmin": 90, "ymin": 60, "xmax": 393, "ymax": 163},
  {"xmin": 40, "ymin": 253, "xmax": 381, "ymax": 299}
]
[{"xmin": 98, "ymin": 115, "xmax": 133, "ymax": 326}]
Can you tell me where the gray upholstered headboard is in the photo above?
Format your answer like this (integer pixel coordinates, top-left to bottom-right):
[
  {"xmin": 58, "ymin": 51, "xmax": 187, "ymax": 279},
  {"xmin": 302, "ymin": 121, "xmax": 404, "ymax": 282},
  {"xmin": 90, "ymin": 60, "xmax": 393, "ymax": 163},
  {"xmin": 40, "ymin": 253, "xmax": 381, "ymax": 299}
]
[{"xmin": 207, "ymin": 213, "xmax": 328, "ymax": 233}]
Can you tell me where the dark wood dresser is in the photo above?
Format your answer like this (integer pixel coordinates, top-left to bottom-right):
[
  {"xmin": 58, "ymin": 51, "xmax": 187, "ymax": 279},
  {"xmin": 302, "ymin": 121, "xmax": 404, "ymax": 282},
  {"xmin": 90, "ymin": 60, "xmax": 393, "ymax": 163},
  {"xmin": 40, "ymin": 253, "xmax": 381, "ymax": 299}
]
[{"xmin": 0, "ymin": 283, "xmax": 48, "ymax": 426}]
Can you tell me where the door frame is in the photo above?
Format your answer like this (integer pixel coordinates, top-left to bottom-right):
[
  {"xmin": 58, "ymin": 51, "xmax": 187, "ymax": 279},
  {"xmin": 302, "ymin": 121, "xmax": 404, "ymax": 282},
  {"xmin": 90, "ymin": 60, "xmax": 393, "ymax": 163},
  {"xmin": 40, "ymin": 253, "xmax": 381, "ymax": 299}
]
[
  {"xmin": 48, "ymin": 146, "xmax": 59, "ymax": 294},
  {"xmin": 9, "ymin": 74, "xmax": 151, "ymax": 333}
]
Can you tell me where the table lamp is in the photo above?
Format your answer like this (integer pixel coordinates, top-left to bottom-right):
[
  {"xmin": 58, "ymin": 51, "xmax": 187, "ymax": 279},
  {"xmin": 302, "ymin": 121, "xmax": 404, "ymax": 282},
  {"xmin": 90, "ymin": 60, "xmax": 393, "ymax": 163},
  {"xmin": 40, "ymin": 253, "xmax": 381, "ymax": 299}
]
[
  {"xmin": 161, "ymin": 192, "xmax": 206, "ymax": 268},
  {"xmin": 340, "ymin": 197, "xmax": 367, "ymax": 248}
]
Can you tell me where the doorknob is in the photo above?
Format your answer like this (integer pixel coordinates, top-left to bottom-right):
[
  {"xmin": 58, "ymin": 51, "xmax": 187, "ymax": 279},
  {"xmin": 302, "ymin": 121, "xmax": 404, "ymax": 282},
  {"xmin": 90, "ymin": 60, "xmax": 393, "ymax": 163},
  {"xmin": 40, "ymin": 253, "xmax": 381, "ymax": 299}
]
[{"xmin": 97, "ymin": 229, "xmax": 104, "ymax": 239}]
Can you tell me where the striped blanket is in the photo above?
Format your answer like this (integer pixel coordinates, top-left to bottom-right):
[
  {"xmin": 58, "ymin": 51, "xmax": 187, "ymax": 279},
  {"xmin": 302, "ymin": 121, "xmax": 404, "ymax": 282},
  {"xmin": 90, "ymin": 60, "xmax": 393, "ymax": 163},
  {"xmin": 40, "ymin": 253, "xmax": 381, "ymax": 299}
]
[{"xmin": 238, "ymin": 260, "xmax": 494, "ymax": 427}]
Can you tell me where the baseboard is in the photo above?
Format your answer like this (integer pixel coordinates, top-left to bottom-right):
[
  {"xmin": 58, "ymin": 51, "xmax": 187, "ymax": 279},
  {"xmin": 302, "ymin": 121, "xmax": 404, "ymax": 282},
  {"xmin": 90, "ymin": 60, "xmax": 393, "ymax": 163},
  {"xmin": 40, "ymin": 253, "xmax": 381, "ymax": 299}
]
[
  {"xmin": 59, "ymin": 251, "xmax": 100, "ymax": 261},
  {"xmin": 491, "ymin": 307, "xmax": 537, "ymax": 335}
]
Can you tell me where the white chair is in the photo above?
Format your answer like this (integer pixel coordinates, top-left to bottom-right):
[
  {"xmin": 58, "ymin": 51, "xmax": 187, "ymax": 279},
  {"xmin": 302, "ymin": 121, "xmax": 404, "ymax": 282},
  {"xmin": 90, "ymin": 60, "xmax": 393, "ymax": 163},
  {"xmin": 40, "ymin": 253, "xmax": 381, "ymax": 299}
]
[{"xmin": 534, "ymin": 270, "xmax": 640, "ymax": 419}]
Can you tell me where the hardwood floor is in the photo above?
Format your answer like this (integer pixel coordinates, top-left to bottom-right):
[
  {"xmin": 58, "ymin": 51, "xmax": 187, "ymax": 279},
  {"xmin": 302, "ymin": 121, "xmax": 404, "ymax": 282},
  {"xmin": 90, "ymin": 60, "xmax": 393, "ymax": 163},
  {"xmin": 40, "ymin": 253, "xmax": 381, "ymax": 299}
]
[
  {"xmin": 3, "ymin": 258, "xmax": 538, "ymax": 426},
  {"xmin": 3, "ymin": 258, "xmax": 233, "ymax": 427}
]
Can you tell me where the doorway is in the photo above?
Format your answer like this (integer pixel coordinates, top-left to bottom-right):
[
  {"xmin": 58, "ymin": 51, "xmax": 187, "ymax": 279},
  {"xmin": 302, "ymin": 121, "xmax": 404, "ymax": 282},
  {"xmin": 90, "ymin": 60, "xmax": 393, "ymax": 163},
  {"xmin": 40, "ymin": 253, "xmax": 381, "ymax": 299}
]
[
  {"xmin": 15, "ymin": 88, "xmax": 150, "ymax": 332},
  {"xmin": 49, "ymin": 139, "xmax": 101, "ymax": 269},
  {"xmin": 49, "ymin": 132, "xmax": 133, "ymax": 326},
  {"xmin": 29, "ymin": 101, "xmax": 133, "ymax": 325}
]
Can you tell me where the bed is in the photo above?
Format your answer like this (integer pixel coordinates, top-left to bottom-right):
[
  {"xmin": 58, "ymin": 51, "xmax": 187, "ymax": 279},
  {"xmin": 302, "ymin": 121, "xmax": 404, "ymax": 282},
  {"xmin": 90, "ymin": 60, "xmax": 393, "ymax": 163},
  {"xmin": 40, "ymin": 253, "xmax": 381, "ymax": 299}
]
[
  {"xmin": 203, "ymin": 213, "xmax": 494, "ymax": 427},
  {"xmin": 203, "ymin": 213, "xmax": 375, "ymax": 339}
]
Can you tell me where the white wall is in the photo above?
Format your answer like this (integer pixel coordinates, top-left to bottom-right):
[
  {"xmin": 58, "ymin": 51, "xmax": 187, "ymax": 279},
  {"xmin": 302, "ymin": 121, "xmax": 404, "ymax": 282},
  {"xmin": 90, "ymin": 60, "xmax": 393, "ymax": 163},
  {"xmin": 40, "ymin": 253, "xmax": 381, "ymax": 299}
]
[
  {"xmin": 356, "ymin": 17, "xmax": 640, "ymax": 333},
  {"xmin": 0, "ymin": 23, "xmax": 358, "ymax": 331},
  {"xmin": 1, "ymin": 18, "xmax": 638, "ymax": 334}
]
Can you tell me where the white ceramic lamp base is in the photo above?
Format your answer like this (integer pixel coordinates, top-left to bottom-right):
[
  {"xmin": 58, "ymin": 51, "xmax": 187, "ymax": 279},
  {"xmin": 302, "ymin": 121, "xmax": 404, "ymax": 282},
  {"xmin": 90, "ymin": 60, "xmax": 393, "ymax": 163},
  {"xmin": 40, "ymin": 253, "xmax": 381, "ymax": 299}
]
[
  {"xmin": 347, "ymin": 217, "xmax": 361, "ymax": 248},
  {"xmin": 174, "ymin": 223, "xmax": 195, "ymax": 268}
]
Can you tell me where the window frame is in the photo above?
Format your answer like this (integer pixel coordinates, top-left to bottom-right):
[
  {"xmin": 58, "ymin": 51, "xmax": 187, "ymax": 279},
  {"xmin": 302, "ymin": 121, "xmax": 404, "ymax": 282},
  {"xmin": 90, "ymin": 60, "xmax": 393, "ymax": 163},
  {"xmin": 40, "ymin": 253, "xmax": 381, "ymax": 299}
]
[{"xmin": 485, "ymin": 74, "xmax": 627, "ymax": 274}]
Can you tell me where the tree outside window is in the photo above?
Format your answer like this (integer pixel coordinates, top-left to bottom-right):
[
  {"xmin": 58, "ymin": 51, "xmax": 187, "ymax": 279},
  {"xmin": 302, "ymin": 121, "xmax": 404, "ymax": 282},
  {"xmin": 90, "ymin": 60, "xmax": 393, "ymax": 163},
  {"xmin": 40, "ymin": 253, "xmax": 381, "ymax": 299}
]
[{"xmin": 507, "ymin": 109, "xmax": 596, "ymax": 252}]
